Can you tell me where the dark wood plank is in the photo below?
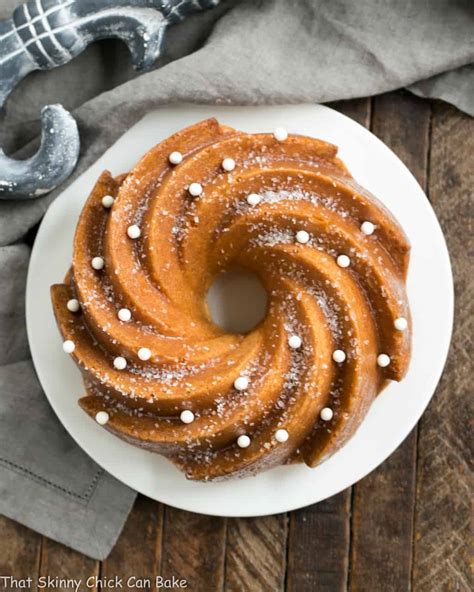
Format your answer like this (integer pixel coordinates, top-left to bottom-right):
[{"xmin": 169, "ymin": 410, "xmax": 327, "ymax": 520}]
[
  {"xmin": 224, "ymin": 514, "xmax": 288, "ymax": 592},
  {"xmin": 349, "ymin": 91, "xmax": 431, "ymax": 592},
  {"xmin": 412, "ymin": 103, "xmax": 473, "ymax": 591},
  {"xmin": 287, "ymin": 492, "xmax": 351, "ymax": 592},
  {"xmin": 330, "ymin": 98, "xmax": 373, "ymax": 126},
  {"xmin": 101, "ymin": 496, "xmax": 163, "ymax": 586},
  {"xmin": 0, "ymin": 516, "xmax": 41, "ymax": 590},
  {"xmin": 286, "ymin": 97, "xmax": 371, "ymax": 592},
  {"xmin": 350, "ymin": 430, "xmax": 418, "ymax": 592},
  {"xmin": 371, "ymin": 91, "xmax": 431, "ymax": 187},
  {"xmin": 160, "ymin": 507, "xmax": 226, "ymax": 591},
  {"xmin": 39, "ymin": 538, "xmax": 99, "ymax": 592}
]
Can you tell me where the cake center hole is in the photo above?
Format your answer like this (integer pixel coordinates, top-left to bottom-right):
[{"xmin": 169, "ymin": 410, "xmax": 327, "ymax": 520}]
[{"xmin": 207, "ymin": 270, "xmax": 268, "ymax": 334}]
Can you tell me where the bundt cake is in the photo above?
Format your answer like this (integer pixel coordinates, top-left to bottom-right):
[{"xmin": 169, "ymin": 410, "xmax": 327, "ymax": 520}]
[{"xmin": 51, "ymin": 118, "xmax": 412, "ymax": 481}]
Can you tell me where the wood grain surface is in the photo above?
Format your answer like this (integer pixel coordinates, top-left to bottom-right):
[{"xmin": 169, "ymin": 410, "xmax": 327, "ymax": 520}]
[
  {"xmin": 1, "ymin": 93, "xmax": 471, "ymax": 592},
  {"xmin": 412, "ymin": 103, "xmax": 473, "ymax": 592}
]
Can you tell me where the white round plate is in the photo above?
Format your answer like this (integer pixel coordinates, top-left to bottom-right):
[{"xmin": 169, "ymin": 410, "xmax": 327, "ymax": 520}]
[{"xmin": 27, "ymin": 104, "xmax": 453, "ymax": 517}]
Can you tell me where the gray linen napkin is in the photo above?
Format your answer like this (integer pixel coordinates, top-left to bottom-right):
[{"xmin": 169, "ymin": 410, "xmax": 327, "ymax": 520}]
[{"xmin": 1, "ymin": 0, "xmax": 473, "ymax": 560}]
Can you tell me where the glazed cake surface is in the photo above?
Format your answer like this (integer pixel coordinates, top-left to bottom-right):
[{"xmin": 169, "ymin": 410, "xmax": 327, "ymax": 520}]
[{"xmin": 51, "ymin": 118, "xmax": 412, "ymax": 481}]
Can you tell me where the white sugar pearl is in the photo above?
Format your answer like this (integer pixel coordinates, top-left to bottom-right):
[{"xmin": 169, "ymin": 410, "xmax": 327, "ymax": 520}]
[
  {"xmin": 169, "ymin": 151, "xmax": 183, "ymax": 165},
  {"xmin": 234, "ymin": 376, "xmax": 249, "ymax": 391},
  {"xmin": 95, "ymin": 411, "xmax": 109, "ymax": 425},
  {"xmin": 296, "ymin": 230, "xmax": 310, "ymax": 244},
  {"xmin": 337, "ymin": 254, "xmax": 351, "ymax": 268},
  {"xmin": 361, "ymin": 221, "xmax": 375, "ymax": 235},
  {"xmin": 91, "ymin": 256, "xmax": 104, "ymax": 270},
  {"xmin": 67, "ymin": 299, "xmax": 80, "ymax": 313},
  {"xmin": 247, "ymin": 193, "xmax": 261, "ymax": 206},
  {"xmin": 62, "ymin": 340, "xmax": 75, "ymax": 354},
  {"xmin": 222, "ymin": 157, "xmax": 235, "ymax": 172},
  {"xmin": 320, "ymin": 407, "xmax": 334, "ymax": 421},
  {"xmin": 275, "ymin": 429, "xmax": 289, "ymax": 443},
  {"xmin": 113, "ymin": 356, "xmax": 127, "ymax": 370},
  {"xmin": 180, "ymin": 410, "xmax": 195, "ymax": 424},
  {"xmin": 332, "ymin": 349, "xmax": 346, "ymax": 363},
  {"xmin": 138, "ymin": 347, "xmax": 151, "ymax": 361},
  {"xmin": 101, "ymin": 195, "xmax": 115, "ymax": 208},
  {"xmin": 127, "ymin": 224, "xmax": 141, "ymax": 239},
  {"xmin": 394, "ymin": 317, "xmax": 408, "ymax": 331},
  {"xmin": 118, "ymin": 308, "xmax": 131, "ymax": 322},
  {"xmin": 237, "ymin": 435, "xmax": 251, "ymax": 448},
  {"xmin": 288, "ymin": 335, "xmax": 302, "ymax": 349},
  {"xmin": 274, "ymin": 127, "xmax": 288, "ymax": 142},
  {"xmin": 188, "ymin": 182, "xmax": 203, "ymax": 197},
  {"xmin": 377, "ymin": 353, "xmax": 391, "ymax": 367}
]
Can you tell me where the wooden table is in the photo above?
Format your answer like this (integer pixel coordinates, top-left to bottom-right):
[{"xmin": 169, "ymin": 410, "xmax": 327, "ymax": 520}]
[{"xmin": 1, "ymin": 91, "xmax": 471, "ymax": 592}]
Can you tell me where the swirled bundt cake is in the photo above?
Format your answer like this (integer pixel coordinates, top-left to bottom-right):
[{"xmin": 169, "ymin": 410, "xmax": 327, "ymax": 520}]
[{"xmin": 51, "ymin": 118, "xmax": 412, "ymax": 481}]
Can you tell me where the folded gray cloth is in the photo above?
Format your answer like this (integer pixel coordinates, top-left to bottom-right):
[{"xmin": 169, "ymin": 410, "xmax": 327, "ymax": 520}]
[
  {"xmin": 0, "ymin": 0, "xmax": 473, "ymax": 560},
  {"xmin": 0, "ymin": 245, "xmax": 136, "ymax": 559}
]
